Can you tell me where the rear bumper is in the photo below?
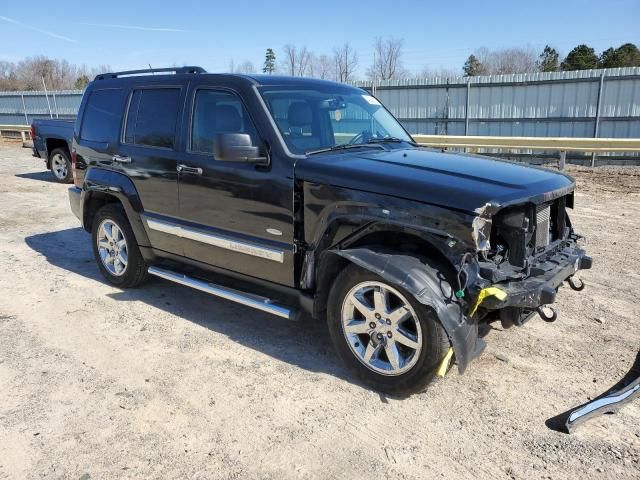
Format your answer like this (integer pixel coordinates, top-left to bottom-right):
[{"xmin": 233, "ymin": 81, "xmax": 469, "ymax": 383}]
[
  {"xmin": 68, "ymin": 186, "xmax": 82, "ymax": 222},
  {"xmin": 32, "ymin": 148, "xmax": 46, "ymax": 159},
  {"xmin": 32, "ymin": 138, "xmax": 46, "ymax": 160},
  {"xmin": 482, "ymin": 238, "xmax": 591, "ymax": 310}
]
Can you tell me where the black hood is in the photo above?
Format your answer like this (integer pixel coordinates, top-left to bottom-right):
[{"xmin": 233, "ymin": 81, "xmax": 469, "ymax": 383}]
[{"xmin": 295, "ymin": 147, "xmax": 575, "ymax": 214}]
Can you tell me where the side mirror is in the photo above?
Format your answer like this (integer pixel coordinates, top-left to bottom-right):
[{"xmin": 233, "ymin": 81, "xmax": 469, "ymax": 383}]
[{"xmin": 214, "ymin": 133, "xmax": 268, "ymax": 164}]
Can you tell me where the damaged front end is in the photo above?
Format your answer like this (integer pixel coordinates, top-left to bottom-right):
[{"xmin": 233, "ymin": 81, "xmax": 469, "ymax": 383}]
[{"xmin": 465, "ymin": 189, "xmax": 592, "ymax": 328}]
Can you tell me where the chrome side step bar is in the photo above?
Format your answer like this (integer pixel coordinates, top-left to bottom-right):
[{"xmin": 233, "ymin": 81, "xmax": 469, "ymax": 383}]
[{"xmin": 147, "ymin": 266, "xmax": 294, "ymax": 320}]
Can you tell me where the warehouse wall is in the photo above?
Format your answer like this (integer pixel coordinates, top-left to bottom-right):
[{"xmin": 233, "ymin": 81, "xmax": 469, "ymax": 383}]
[
  {"xmin": 355, "ymin": 67, "xmax": 640, "ymax": 140},
  {"xmin": 2, "ymin": 67, "xmax": 639, "ymax": 144}
]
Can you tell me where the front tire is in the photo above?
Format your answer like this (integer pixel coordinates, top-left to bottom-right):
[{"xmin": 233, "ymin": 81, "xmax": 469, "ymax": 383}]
[
  {"xmin": 327, "ymin": 263, "xmax": 450, "ymax": 395},
  {"xmin": 49, "ymin": 148, "xmax": 73, "ymax": 183},
  {"xmin": 92, "ymin": 204, "xmax": 148, "ymax": 288}
]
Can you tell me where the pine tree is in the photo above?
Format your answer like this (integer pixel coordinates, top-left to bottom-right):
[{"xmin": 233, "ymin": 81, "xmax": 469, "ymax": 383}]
[
  {"xmin": 538, "ymin": 45, "xmax": 559, "ymax": 72},
  {"xmin": 561, "ymin": 45, "xmax": 598, "ymax": 71},
  {"xmin": 463, "ymin": 54, "xmax": 485, "ymax": 76},
  {"xmin": 263, "ymin": 48, "xmax": 276, "ymax": 74},
  {"xmin": 74, "ymin": 74, "xmax": 90, "ymax": 89},
  {"xmin": 599, "ymin": 43, "xmax": 640, "ymax": 68}
]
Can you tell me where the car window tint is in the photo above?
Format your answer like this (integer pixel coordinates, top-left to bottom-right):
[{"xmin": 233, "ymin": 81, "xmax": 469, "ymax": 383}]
[
  {"xmin": 125, "ymin": 88, "xmax": 180, "ymax": 149},
  {"xmin": 80, "ymin": 89, "xmax": 127, "ymax": 143},
  {"xmin": 191, "ymin": 90, "xmax": 258, "ymax": 154}
]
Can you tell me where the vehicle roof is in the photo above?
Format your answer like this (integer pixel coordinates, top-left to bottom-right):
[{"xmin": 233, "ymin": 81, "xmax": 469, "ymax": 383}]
[{"xmin": 90, "ymin": 71, "xmax": 363, "ymax": 92}]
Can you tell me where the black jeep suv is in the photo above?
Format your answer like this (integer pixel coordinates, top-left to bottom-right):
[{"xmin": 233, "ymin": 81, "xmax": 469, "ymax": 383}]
[{"xmin": 68, "ymin": 67, "xmax": 591, "ymax": 394}]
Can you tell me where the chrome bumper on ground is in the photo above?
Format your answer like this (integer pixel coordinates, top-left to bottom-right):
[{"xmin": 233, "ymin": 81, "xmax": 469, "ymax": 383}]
[{"xmin": 547, "ymin": 350, "xmax": 640, "ymax": 433}]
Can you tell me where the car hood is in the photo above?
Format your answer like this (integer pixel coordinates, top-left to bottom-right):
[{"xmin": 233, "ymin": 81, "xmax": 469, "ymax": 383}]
[{"xmin": 295, "ymin": 147, "xmax": 575, "ymax": 214}]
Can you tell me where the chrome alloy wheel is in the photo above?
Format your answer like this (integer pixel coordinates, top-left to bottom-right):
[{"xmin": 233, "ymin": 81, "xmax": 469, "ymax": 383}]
[
  {"xmin": 51, "ymin": 153, "xmax": 68, "ymax": 180},
  {"xmin": 97, "ymin": 219, "xmax": 128, "ymax": 276},
  {"xmin": 341, "ymin": 281, "xmax": 423, "ymax": 376}
]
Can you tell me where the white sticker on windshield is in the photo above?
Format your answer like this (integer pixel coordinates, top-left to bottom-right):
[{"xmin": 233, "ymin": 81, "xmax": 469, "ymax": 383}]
[{"xmin": 362, "ymin": 95, "xmax": 381, "ymax": 105}]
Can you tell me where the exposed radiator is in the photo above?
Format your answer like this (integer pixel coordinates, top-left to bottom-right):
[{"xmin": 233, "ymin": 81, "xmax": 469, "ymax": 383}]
[{"xmin": 535, "ymin": 204, "xmax": 551, "ymax": 248}]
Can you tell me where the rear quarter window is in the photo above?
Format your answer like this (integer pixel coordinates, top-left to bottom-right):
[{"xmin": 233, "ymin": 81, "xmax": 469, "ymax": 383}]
[{"xmin": 80, "ymin": 89, "xmax": 127, "ymax": 143}]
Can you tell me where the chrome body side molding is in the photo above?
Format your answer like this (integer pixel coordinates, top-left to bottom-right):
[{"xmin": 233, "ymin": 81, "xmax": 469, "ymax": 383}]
[{"xmin": 144, "ymin": 216, "xmax": 285, "ymax": 263}]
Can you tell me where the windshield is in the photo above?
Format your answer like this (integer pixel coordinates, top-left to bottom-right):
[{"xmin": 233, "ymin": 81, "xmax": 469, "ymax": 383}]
[{"xmin": 259, "ymin": 86, "xmax": 412, "ymax": 155}]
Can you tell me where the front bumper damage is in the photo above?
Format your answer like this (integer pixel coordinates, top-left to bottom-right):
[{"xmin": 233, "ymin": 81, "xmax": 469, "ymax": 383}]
[{"xmin": 480, "ymin": 240, "xmax": 592, "ymax": 312}]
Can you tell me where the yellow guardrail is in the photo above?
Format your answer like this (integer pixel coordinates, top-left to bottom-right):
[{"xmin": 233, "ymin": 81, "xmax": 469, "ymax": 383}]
[
  {"xmin": 412, "ymin": 134, "xmax": 640, "ymax": 153},
  {"xmin": 0, "ymin": 124, "xmax": 32, "ymax": 146},
  {"xmin": 3, "ymin": 125, "xmax": 639, "ymax": 167}
]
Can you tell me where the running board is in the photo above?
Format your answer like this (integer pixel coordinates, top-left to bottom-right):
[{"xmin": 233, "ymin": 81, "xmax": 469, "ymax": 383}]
[{"xmin": 147, "ymin": 266, "xmax": 294, "ymax": 320}]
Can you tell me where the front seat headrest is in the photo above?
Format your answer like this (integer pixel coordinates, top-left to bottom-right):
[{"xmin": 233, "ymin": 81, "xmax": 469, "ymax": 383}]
[
  {"xmin": 215, "ymin": 105, "xmax": 242, "ymax": 132},
  {"xmin": 288, "ymin": 102, "xmax": 312, "ymax": 127}
]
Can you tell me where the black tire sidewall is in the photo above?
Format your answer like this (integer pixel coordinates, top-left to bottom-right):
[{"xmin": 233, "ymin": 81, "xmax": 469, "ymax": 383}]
[
  {"xmin": 327, "ymin": 263, "xmax": 450, "ymax": 395},
  {"xmin": 91, "ymin": 205, "xmax": 146, "ymax": 288},
  {"xmin": 49, "ymin": 148, "xmax": 73, "ymax": 184}
]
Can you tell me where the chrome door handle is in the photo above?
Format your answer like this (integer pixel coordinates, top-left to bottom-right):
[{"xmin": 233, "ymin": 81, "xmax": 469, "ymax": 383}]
[
  {"xmin": 112, "ymin": 155, "xmax": 132, "ymax": 163},
  {"xmin": 177, "ymin": 164, "xmax": 203, "ymax": 175}
]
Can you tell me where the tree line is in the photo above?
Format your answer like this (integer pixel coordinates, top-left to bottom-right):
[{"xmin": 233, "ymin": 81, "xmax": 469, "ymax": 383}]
[
  {"xmin": 0, "ymin": 56, "xmax": 110, "ymax": 91},
  {"xmin": 1, "ymin": 41, "xmax": 639, "ymax": 91},
  {"xmin": 234, "ymin": 41, "xmax": 640, "ymax": 80},
  {"xmin": 463, "ymin": 43, "xmax": 640, "ymax": 76}
]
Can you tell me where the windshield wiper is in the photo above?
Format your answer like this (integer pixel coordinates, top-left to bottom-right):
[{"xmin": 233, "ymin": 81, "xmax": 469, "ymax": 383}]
[
  {"xmin": 305, "ymin": 143, "xmax": 385, "ymax": 156},
  {"xmin": 367, "ymin": 136, "xmax": 418, "ymax": 146}
]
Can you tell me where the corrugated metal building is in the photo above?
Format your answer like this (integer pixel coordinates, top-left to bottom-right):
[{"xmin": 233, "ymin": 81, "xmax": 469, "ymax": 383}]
[
  {"xmin": 0, "ymin": 90, "xmax": 81, "ymax": 125},
  {"xmin": 2, "ymin": 67, "xmax": 639, "ymax": 145},
  {"xmin": 355, "ymin": 67, "xmax": 640, "ymax": 141}
]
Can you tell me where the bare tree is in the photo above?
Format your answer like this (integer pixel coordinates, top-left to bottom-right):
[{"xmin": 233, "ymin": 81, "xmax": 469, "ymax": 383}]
[
  {"xmin": 11, "ymin": 56, "xmax": 79, "ymax": 90},
  {"xmin": 0, "ymin": 61, "xmax": 19, "ymax": 90},
  {"xmin": 472, "ymin": 47, "xmax": 538, "ymax": 75},
  {"xmin": 235, "ymin": 61, "xmax": 257, "ymax": 74},
  {"xmin": 333, "ymin": 43, "xmax": 358, "ymax": 82},
  {"xmin": 419, "ymin": 66, "xmax": 461, "ymax": 79},
  {"xmin": 367, "ymin": 37, "xmax": 406, "ymax": 81},
  {"xmin": 313, "ymin": 54, "xmax": 335, "ymax": 80},
  {"xmin": 0, "ymin": 57, "xmax": 111, "ymax": 91},
  {"xmin": 297, "ymin": 47, "xmax": 312, "ymax": 76},
  {"xmin": 283, "ymin": 45, "xmax": 296, "ymax": 76},
  {"xmin": 282, "ymin": 45, "xmax": 312, "ymax": 76}
]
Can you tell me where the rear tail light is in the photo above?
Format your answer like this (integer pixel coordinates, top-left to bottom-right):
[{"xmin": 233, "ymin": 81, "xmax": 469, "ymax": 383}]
[
  {"xmin": 71, "ymin": 149, "xmax": 80, "ymax": 187},
  {"xmin": 30, "ymin": 124, "xmax": 35, "ymax": 140}
]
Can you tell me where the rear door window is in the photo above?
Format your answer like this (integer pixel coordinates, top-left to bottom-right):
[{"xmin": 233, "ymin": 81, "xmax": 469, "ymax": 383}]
[
  {"xmin": 124, "ymin": 88, "xmax": 181, "ymax": 149},
  {"xmin": 80, "ymin": 88, "xmax": 127, "ymax": 143}
]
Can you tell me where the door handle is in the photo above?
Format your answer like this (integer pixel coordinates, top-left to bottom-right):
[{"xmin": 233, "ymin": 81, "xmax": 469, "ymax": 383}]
[
  {"xmin": 112, "ymin": 155, "xmax": 132, "ymax": 164},
  {"xmin": 177, "ymin": 164, "xmax": 203, "ymax": 175}
]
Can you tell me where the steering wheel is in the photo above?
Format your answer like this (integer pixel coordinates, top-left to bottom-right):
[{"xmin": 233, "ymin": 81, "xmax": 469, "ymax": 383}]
[{"xmin": 348, "ymin": 130, "xmax": 372, "ymax": 145}]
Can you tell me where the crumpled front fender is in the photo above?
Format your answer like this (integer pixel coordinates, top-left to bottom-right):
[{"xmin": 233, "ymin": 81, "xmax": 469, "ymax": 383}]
[{"xmin": 333, "ymin": 248, "xmax": 485, "ymax": 373}]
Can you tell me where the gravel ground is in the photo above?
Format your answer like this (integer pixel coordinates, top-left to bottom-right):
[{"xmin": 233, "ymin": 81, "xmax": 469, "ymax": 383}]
[{"xmin": 0, "ymin": 143, "xmax": 638, "ymax": 480}]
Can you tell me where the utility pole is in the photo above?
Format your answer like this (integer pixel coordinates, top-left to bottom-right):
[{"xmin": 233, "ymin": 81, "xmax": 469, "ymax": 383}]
[{"xmin": 41, "ymin": 76, "xmax": 53, "ymax": 119}]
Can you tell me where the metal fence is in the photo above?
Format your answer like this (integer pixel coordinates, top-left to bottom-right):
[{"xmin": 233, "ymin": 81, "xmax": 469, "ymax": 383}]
[
  {"xmin": 355, "ymin": 67, "xmax": 640, "ymax": 142},
  {"xmin": 2, "ymin": 66, "xmax": 639, "ymax": 144},
  {"xmin": 0, "ymin": 90, "xmax": 81, "ymax": 125}
]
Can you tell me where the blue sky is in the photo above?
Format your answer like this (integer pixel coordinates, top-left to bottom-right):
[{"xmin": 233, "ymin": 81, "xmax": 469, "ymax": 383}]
[{"xmin": 1, "ymin": 0, "xmax": 638, "ymax": 77}]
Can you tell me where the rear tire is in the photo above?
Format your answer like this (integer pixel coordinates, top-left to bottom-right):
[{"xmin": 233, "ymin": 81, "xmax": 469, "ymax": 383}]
[
  {"xmin": 48, "ymin": 148, "xmax": 73, "ymax": 183},
  {"xmin": 91, "ymin": 204, "xmax": 148, "ymax": 288},
  {"xmin": 327, "ymin": 263, "xmax": 450, "ymax": 395}
]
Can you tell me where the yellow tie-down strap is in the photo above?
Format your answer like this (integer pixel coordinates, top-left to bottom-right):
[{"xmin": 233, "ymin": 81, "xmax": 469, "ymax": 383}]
[
  {"xmin": 437, "ymin": 347, "xmax": 454, "ymax": 377},
  {"xmin": 468, "ymin": 287, "xmax": 507, "ymax": 318}
]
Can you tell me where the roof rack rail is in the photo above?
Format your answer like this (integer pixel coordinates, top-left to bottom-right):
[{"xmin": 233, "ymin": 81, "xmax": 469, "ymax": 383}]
[{"xmin": 94, "ymin": 66, "xmax": 206, "ymax": 81}]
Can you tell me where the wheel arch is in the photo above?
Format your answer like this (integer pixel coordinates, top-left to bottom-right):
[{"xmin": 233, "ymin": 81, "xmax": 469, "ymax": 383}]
[
  {"xmin": 45, "ymin": 138, "xmax": 70, "ymax": 167},
  {"xmin": 81, "ymin": 168, "xmax": 151, "ymax": 249},
  {"xmin": 311, "ymin": 222, "xmax": 462, "ymax": 313},
  {"xmin": 327, "ymin": 246, "xmax": 483, "ymax": 374},
  {"xmin": 311, "ymin": 223, "xmax": 483, "ymax": 374}
]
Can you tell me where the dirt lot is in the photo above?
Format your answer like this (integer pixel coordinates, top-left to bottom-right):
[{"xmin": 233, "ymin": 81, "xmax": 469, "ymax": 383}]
[{"xmin": 0, "ymin": 142, "xmax": 638, "ymax": 480}]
